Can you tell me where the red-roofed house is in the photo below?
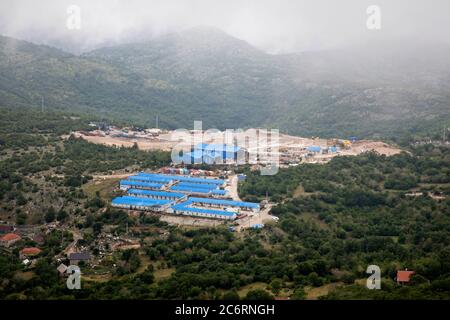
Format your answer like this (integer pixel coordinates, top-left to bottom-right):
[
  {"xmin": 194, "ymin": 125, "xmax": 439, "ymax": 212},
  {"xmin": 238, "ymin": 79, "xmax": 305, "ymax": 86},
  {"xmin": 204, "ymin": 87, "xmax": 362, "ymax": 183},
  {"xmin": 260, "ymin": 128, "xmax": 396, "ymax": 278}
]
[
  {"xmin": 0, "ymin": 233, "xmax": 22, "ymax": 247},
  {"xmin": 397, "ymin": 270, "xmax": 415, "ymax": 284},
  {"xmin": 19, "ymin": 247, "xmax": 42, "ymax": 259}
]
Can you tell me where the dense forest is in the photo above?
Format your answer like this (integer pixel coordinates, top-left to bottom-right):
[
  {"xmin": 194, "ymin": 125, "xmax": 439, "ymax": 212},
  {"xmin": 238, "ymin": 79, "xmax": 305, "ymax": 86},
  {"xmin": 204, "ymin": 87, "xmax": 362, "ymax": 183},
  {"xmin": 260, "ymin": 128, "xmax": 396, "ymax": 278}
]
[
  {"xmin": 0, "ymin": 106, "xmax": 448, "ymax": 299},
  {"xmin": 239, "ymin": 147, "xmax": 450, "ymax": 299}
]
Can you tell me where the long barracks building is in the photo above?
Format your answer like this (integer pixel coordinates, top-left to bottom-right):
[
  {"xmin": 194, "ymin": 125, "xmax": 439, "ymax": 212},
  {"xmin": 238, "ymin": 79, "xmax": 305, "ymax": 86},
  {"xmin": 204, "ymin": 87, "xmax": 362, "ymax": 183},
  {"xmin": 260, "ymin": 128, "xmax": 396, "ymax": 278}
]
[{"xmin": 111, "ymin": 172, "xmax": 259, "ymax": 220}]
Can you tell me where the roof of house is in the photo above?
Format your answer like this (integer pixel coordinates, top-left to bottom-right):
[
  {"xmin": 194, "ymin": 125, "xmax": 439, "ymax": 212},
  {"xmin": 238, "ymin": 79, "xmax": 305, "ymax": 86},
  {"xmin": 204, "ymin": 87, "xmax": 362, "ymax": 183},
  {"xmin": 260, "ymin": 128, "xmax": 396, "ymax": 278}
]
[
  {"xmin": 170, "ymin": 185, "xmax": 213, "ymax": 194},
  {"xmin": 137, "ymin": 172, "xmax": 225, "ymax": 185},
  {"xmin": 57, "ymin": 263, "xmax": 68, "ymax": 273},
  {"xmin": 69, "ymin": 252, "xmax": 91, "ymax": 260},
  {"xmin": 119, "ymin": 180, "xmax": 164, "ymax": 189},
  {"xmin": 196, "ymin": 143, "xmax": 241, "ymax": 152},
  {"xmin": 211, "ymin": 189, "xmax": 228, "ymax": 195},
  {"xmin": 187, "ymin": 197, "xmax": 260, "ymax": 209},
  {"xmin": 32, "ymin": 234, "xmax": 45, "ymax": 243},
  {"xmin": 112, "ymin": 196, "xmax": 172, "ymax": 207},
  {"xmin": 307, "ymin": 146, "xmax": 322, "ymax": 152},
  {"xmin": 0, "ymin": 233, "xmax": 21, "ymax": 241},
  {"xmin": 397, "ymin": 270, "xmax": 415, "ymax": 282},
  {"xmin": 127, "ymin": 189, "xmax": 185, "ymax": 199},
  {"xmin": 177, "ymin": 182, "xmax": 218, "ymax": 190},
  {"xmin": 0, "ymin": 225, "xmax": 14, "ymax": 232},
  {"xmin": 20, "ymin": 247, "xmax": 42, "ymax": 256},
  {"xmin": 171, "ymin": 203, "xmax": 237, "ymax": 217}
]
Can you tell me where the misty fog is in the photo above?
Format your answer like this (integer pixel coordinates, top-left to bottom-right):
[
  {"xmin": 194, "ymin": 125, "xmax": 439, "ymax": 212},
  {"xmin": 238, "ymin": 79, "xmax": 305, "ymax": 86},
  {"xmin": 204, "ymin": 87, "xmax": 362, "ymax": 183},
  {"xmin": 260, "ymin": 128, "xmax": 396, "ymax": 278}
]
[{"xmin": 1, "ymin": 0, "xmax": 449, "ymax": 54}]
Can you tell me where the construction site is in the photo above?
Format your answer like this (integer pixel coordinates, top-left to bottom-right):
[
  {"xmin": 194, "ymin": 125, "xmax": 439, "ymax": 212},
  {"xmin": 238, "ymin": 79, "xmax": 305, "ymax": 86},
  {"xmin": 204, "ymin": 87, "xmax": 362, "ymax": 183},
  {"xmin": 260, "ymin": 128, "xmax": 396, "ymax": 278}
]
[{"xmin": 69, "ymin": 125, "xmax": 402, "ymax": 166}]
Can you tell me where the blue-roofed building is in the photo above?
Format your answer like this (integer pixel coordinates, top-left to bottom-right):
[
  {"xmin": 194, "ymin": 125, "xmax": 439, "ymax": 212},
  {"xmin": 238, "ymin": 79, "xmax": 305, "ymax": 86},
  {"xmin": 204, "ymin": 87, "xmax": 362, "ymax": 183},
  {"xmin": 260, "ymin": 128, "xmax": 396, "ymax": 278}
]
[
  {"xmin": 237, "ymin": 174, "xmax": 247, "ymax": 181},
  {"xmin": 210, "ymin": 189, "xmax": 229, "ymax": 197},
  {"xmin": 181, "ymin": 150, "xmax": 214, "ymax": 164},
  {"xmin": 119, "ymin": 180, "xmax": 163, "ymax": 191},
  {"xmin": 307, "ymin": 146, "xmax": 321, "ymax": 153},
  {"xmin": 174, "ymin": 143, "xmax": 246, "ymax": 165},
  {"xmin": 176, "ymin": 176, "xmax": 225, "ymax": 185},
  {"xmin": 136, "ymin": 173, "xmax": 225, "ymax": 186},
  {"xmin": 197, "ymin": 143, "xmax": 245, "ymax": 164},
  {"xmin": 113, "ymin": 172, "xmax": 239, "ymax": 219},
  {"xmin": 112, "ymin": 196, "xmax": 172, "ymax": 211},
  {"xmin": 183, "ymin": 197, "xmax": 260, "ymax": 212},
  {"xmin": 127, "ymin": 189, "xmax": 186, "ymax": 201},
  {"xmin": 171, "ymin": 203, "xmax": 237, "ymax": 220},
  {"xmin": 170, "ymin": 185, "xmax": 215, "ymax": 195},
  {"xmin": 329, "ymin": 146, "xmax": 339, "ymax": 153},
  {"xmin": 176, "ymin": 182, "xmax": 218, "ymax": 190}
]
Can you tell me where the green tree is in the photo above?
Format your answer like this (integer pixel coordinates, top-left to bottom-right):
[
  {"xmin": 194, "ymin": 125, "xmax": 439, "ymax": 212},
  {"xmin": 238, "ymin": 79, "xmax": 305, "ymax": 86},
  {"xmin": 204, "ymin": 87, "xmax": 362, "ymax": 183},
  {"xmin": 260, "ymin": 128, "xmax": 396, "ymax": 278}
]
[
  {"xmin": 291, "ymin": 287, "xmax": 306, "ymax": 300},
  {"xmin": 45, "ymin": 207, "xmax": 56, "ymax": 223},
  {"xmin": 245, "ymin": 289, "xmax": 274, "ymax": 300}
]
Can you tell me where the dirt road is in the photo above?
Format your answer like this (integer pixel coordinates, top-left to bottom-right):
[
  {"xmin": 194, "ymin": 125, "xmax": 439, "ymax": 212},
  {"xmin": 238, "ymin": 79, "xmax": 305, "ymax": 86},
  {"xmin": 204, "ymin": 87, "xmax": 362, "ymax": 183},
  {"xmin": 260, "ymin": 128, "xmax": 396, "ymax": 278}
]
[
  {"xmin": 93, "ymin": 173, "xmax": 132, "ymax": 180},
  {"xmin": 226, "ymin": 175, "xmax": 241, "ymax": 201},
  {"xmin": 236, "ymin": 204, "xmax": 276, "ymax": 231}
]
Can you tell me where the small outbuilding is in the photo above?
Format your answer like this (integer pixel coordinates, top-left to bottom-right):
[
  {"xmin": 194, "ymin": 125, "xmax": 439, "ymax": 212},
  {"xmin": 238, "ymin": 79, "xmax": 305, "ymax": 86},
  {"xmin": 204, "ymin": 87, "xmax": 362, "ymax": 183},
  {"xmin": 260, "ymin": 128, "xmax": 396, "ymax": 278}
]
[
  {"xmin": 0, "ymin": 233, "xmax": 22, "ymax": 247},
  {"xmin": 19, "ymin": 247, "xmax": 42, "ymax": 260},
  {"xmin": 69, "ymin": 252, "xmax": 92, "ymax": 265},
  {"xmin": 396, "ymin": 269, "xmax": 415, "ymax": 284}
]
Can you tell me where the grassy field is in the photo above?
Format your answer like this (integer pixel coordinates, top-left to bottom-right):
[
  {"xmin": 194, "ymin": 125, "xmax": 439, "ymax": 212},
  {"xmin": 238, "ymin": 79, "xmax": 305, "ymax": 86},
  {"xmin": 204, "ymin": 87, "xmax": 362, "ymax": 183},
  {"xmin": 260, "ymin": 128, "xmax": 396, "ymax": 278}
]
[
  {"xmin": 299, "ymin": 211, "xmax": 330, "ymax": 230},
  {"xmin": 82, "ymin": 178, "xmax": 121, "ymax": 200},
  {"xmin": 305, "ymin": 282, "xmax": 344, "ymax": 300},
  {"xmin": 13, "ymin": 271, "xmax": 35, "ymax": 282},
  {"xmin": 237, "ymin": 282, "xmax": 269, "ymax": 298},
  {"xmin": 153, "ymin": 267, "xmax": 176, "ymax": 281}
]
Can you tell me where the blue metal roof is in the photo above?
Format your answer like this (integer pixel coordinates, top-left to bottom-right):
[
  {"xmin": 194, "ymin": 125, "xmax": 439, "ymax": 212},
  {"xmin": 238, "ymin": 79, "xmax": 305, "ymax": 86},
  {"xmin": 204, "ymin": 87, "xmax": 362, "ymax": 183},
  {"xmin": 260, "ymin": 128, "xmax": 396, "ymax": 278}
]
[
  {"xmin": 112, "ymin": 196, "xmax": 171, "ymax": 207},
  {"xmin": 170, "ymin": 185, "xmax": 212, "ymax": 194},
  {"xmin": 211, "ymin": 189, "xmax": 228, "ymax": 195},
  {"xmin": 120, "ymin": 180, "xmax": 163, "ymax": 189},
  {"xmin": 176, "ymin": 182, "xmax": 218, "ymax": 189},
  {"xmin": 251, "ymin": 223, "xmax": 264, "ymax": 229},
  {"xmin": 171, "ymin": 203, "xmax": 236, "ymax": 217},
  {"xmin": 137, "ymin": 173, "xmax": 224, "ymax": 185},
  {"xmin": 185, "ymin": 197, "xmax": 260, "ymax": 209},
  {"xmin": 307, "ymin": 146, "xmax": 321, "ymax": 152},
  {"xmin": 196, "ymin": 143, "xmax": 241, "ymax": 152},
  {"xmin": 177, "ymin": 176, "xmax": 224, "ymax": 185},
  {"xmin": 127, "ymin": 189, "xmax": 185, "ymax": 199},
  {"xmin": 178, "ymin": 150, "xmax": 233, "ymax": 163},
  {"xmin": 329, "ymin": 146, "xmax": 339, "ymax": 153}
]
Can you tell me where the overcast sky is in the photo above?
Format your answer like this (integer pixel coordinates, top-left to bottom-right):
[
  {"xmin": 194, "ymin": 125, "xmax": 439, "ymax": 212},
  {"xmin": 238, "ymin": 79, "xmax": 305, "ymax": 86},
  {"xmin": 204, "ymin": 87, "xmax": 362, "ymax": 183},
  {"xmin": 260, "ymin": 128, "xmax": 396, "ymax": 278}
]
[{"xmin": 0, "ymin": 0, "xmax": 449, "ymax": 54}]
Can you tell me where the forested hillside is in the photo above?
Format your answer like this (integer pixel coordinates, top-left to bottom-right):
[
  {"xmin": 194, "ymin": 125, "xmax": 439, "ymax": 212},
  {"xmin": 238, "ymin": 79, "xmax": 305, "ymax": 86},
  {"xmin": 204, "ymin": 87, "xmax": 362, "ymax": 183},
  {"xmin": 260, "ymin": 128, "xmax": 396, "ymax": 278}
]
[
  {"xmin": 1, "ymin": 28, "xmax": 449, "ymax": 140},
  {"xmin": 238, "ymin": 147, "xmax": 450, "ymax": 299}
]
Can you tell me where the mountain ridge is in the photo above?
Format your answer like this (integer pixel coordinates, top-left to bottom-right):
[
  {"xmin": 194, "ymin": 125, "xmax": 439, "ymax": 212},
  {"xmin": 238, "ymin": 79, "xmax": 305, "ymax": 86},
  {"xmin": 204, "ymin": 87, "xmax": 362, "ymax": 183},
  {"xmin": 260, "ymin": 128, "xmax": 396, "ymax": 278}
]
[{"xmin": 1, "ymin": 27, "xmax": 449, "ymax": 139}]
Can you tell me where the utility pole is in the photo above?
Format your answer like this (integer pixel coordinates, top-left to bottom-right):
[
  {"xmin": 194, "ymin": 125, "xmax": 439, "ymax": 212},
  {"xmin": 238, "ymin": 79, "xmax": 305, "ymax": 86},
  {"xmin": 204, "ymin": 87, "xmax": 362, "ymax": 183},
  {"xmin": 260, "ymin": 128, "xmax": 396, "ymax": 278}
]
[
  {"xmin": 41, "ymin": 95, "xmax": 44, "ymax": 113},
  {"xmin": 156, "ymin": 115, "xmax": 159, "ymax": 129}
]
